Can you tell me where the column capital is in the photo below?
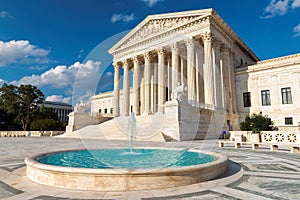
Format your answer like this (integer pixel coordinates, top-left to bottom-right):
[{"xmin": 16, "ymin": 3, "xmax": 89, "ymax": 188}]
[
  {"xmin": 113, "ymin": 62, "xmax": 121, "ymax": 70},
  {"xmin": 143, "ymin": 52, "xmax": 151, "ymax": 62},
  {"xmin": 185, "ymin": 38, "xmax": 195, "ymax": 49},
  {"xmin": 171, "ymin": 43, "xmax": 179, "ymax": 53},
  {"xmin": 220, "ymin": 44, "xmax": 230, "ymax": 53},
  {"xmin": 212, "ymin": 38, "xmax": 222, "ymax": 48},
  {"xmin": 201, "ymin": 32, "xmax": 214, "ymax": 42},
  {"xmin": 122, "ymin": 59, "xmax": 130, "ymax": 67},
  {"xmin": 156, "ymin": 48, "xmax": 166, "ymax": 56}
]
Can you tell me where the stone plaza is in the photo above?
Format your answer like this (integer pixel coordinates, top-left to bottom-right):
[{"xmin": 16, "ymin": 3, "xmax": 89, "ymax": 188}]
[{"xmin": 0, "ymin": 137, "xmax": 300, "ymax": 199}]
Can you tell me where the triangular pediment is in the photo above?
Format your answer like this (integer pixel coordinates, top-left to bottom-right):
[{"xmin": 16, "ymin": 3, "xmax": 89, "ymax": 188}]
[{"xmin": 109, "ymin": 9, "xmax": 213, "ymax": 54}]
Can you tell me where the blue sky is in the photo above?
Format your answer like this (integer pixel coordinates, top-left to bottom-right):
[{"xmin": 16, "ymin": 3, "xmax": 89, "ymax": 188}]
[{"xmin": 0, "ymin": 0, "xmax": 299, "ymax": 105}]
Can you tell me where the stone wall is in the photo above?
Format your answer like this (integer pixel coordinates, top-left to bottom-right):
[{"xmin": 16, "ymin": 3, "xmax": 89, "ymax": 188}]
[{"xmin": 65, "ymin": 112, "xmax": 112, "ymax": 133}]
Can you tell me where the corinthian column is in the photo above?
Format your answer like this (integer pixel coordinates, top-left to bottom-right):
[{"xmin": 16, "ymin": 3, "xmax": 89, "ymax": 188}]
[
  {"xmin": 202, "ymin": 32, "xmax": 215, "ymax": 106},
  {"xmin": 123, "ymin": 60, "xmax": 130, "ymax": 116},
  {"xmin": 144, "ymin": 52, "xmax": 151, "ymax": 114},
  {"xmin": 172, "ymin": 43, "xmax": 179, "ymax": 92},
  {"xmin": 213, "ymin": 40, "xmax": 223, "ymax": 110},
  {"xmin": 113, "ymin": 63, "xmax": 120, "ymax": 117},
  {"xmin": 133, "ymin": 56, "xmax": 140, "ymax": 115},
  {"xmin": 186, "ymin": 39, "xmax": 196, "ymax": 103},
  {"xmin": 157, "ymin": 48, "xmax": 166, "ymax": 113},
  {"xmin": 221, "ymin": 46, "xmax": 231, "ymax": 113}
]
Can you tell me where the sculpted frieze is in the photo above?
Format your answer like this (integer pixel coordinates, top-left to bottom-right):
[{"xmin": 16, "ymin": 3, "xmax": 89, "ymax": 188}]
[{"xmin": 119, "ymin": 15, "xmax": 207, "ymax": 49}]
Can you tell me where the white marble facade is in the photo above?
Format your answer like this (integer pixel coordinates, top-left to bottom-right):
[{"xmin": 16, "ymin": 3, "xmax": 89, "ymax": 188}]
[
  {"xmin": 91, "ymin": 8, "xmax": 300, "ymax": 130},
  {"xmin": 235, "ymin": 53, "xmax": 300, "ymax": 130}
]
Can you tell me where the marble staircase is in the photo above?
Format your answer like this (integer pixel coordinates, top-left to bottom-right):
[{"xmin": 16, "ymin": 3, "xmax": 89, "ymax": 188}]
[{"xmin": 59, "ymin": 113, "xmax": 167, "ymax": 142}]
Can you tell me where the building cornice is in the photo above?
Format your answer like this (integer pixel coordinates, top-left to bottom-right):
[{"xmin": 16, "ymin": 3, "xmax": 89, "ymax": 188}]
[{"xmin": 235, "ymin": 53, "xmax": 300, "ymax": 75}]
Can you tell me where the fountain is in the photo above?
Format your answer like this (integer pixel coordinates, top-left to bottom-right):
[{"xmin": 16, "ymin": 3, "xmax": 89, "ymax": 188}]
[
  {"xmin": 128, "ymin": 112, "xmax": 136, "ymax": 153},
  {"xmin": 25, "ymin": 113, "xmax": 228, "ymax": 191}
]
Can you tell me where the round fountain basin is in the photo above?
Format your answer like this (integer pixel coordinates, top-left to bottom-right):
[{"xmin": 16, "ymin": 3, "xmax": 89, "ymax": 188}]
[{"xmin": 25, "ymin": 148, "xmax": 228, "ymax": 191}]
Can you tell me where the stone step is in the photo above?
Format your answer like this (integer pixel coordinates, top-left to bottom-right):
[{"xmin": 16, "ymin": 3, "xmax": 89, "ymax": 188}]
[{"xmin": 60, "ymin": 114, "xmax": 166, "ymax": 142}]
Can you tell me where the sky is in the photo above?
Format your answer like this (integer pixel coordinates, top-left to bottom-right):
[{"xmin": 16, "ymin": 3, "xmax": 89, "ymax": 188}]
[{"xmin": 0, "ymin": 0, "xmax": 299, "ymax": 106}]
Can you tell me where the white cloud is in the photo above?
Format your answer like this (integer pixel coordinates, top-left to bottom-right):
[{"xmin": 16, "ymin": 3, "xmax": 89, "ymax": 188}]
[
  {"xmin": 46, "ymin": 95, "xmax": 71, "ymax": 104},
  {"xmin": 111, "ymin": 13, "xmax": 134, "ymax": 23},
  {"xmin": 0, "ymin": 79, "xmax": 5, "ymax": 87},
  {"xmin": 78, "ymin": 49, "xmax": 84, "ymax": 58},
  {"xmin": 141, "ymin": 0, "xmax": 162, "ymax": 7},
  {"xmin": 0, "ymin": 40, "xmax": 49, "ymax": 67},
  {"xmin": 0, "ymin": 11, "xmax": 10, "ymax": 18},
  {"xmin": 292, "ymin": 0, "xmax": 300, "ymax": 8},
  {"xmin": 106, "ymin": 71, "xmax": 113, "ymax": 77},
  {"xmin": 262, "ymin": 0, "xmax": 290, "ymax": 18},
  {"xmin": 293, "ymin": 23, "xmax": 300, "ymax": 37},
  {"xmin": 11, "ymin": 60, "xmax": 101, "ymax": 89}
]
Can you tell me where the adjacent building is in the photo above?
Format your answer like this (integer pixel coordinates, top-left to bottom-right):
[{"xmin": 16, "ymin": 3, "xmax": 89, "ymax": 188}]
[{"xmin": 40, "ymin": 101, "xmax": 73, "ymax": 121}]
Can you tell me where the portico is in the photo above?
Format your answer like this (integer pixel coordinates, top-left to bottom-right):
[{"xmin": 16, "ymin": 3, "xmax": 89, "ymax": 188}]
[{"xmin": 109, "ymin": 8, "xmax": 259, "ymax": 129}]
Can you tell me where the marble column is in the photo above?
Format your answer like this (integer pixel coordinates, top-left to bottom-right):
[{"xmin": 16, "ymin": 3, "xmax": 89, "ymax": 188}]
[
  {"xmin": 144, "ymin": 52, "xmax": 151, "ymax": 114},
  {"xmin": 167, "ymin": 55, "xmax": 172, "ymax": 101},
  {"xmin": 186, "ymin": 39, "xmax": 196, "ymax": 103},
  {"xmin": 229, "ymin": 51, "xmax": 237, "ymax": 113},
  {"xmin": 113, "ymin": 63, "xmax": 120, "ymax": 117},
  {"xmin": 172, "ymin": 43, "xmax": 179, "ymax": 92},
  {"xmin": 133, "ymin": 56, "xmax": 140, "ymax": 115},
  {"xmin": 195, "ymin": 41, "xmax": 204, "ymax": 103},
  {"xmin": 202, "ymin": 32, "xmax": 215, "ymax": 106},
  {"xmin": 153, "ymin": 63, "xmax": 158, "ymax": 113},
  {"xmin": 140, "ymin": 77, "xmax": 145, "ymax": 113},
  {"xmin": 221, "ymin": 46, "xmax": 231, "ymax": 113},
  {"xmin": 213, "ymin": 41, "xmax": 223, "ymax": 110},
  {"xmin": 123, "ymin": 60, "xmax": 130, "ymax": 116},
  {"xmin": 157, "ymin": 49, "xmax": 166, "ymax": 113},
  {"xmin": 180, "ymin": 50, "xmax": 187, "ymax": 87}
]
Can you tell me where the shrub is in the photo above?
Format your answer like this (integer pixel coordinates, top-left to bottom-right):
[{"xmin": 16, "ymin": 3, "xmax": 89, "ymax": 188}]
[{"xmin": 240, "ymin": 113, "xmax": 274, "ymax": 133}]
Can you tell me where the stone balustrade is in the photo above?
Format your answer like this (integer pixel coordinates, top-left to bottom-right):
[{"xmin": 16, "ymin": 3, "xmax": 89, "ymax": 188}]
[
  {"xmin": 230, "ymin": 131, "xmax": 300, "ymax": 145},
  {"xmin": 223, "ymin": 131, "xmax": 300, "ymax": 153},
  {"xmin": 0, "ymin": 131, "xmax": 64, "ymax": 137}
]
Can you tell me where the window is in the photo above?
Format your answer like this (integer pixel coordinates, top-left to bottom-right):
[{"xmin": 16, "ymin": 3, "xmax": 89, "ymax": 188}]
[
  {"xmin": 110, "ymin": 108, "xmax": 113, "ymax": 114},
  {"xmin": 99, "ymin": 109, "xmax": 101, "ymax": 113},
  {"xmin": 243, "ymin": 92, "xmax": 251, "ymax": 107},
  {"xmin": 261, "ymin": 90, "xmax": 271, "ymax": 106},
  {"xmin": 285, "ymin": 117, "xmax": 293, "ymax": 125},
  {"xmin": 281, "ymin": 87, "xmax": 292, "ymax": 104},
  {"xmin": 104, "ymin": 108, "xmax": 107, "ymax": 114}
]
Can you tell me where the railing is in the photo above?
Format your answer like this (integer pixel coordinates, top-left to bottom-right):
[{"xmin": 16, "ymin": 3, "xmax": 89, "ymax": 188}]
[{"xmin": 0, "ymin": 131, "xmax": 64, "ymax": 137}]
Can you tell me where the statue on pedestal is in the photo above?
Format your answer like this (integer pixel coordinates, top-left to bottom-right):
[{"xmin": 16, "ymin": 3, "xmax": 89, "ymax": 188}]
[
  {"xmin": 171, "ymin": 82, "xmax": 187, "ymax": 101},
  {"xmin": 74, "ymin": 100, "xmax": 86, "ymax": 113}
]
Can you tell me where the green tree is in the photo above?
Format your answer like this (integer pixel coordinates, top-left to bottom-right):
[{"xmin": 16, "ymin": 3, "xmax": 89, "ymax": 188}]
[
  {"xmin": 0, "ymin": 84, "xmax": 45, "ymax": 131},
  {"xmin": 17, "ymin": 85, "xmax": 45, "ymax": 131},
  {"xmin": 30, "ymin": 107, "xmax": 67, "ymax": 131},
  {"xmin": 240, "ymin": 113, "xmax": 274, "ymax": 132},
  {"xmin": 0, "ymin": 84, "xmax": 19, "ymax": 117}
]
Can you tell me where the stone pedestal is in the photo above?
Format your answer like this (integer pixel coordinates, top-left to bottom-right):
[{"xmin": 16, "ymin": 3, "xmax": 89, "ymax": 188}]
[
  {"xmin": 162, "ymin": 100, "xmax": 224, "ymax": 141},
  {"xmin": 65, "ymin": 112, "xmax": 101, "ymax": 133}
]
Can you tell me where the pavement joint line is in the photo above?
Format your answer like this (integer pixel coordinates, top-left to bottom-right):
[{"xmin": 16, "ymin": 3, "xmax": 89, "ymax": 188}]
[{"xmin": 210, "ymin": 186, "xmax": 273, "ymax": 200}]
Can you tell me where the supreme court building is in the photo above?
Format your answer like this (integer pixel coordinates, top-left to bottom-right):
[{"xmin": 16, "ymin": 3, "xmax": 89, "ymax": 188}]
[{"xmin": 91, "ymin": 8, "xmax": 300, "ymax": 132}]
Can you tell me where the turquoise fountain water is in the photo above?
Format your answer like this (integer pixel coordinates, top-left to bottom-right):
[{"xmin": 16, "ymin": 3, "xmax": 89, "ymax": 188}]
[{"xmin": 37, "ymin": 148, "xmax": 216, "ymax": 169}]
